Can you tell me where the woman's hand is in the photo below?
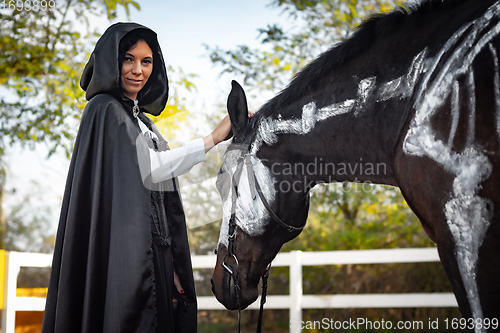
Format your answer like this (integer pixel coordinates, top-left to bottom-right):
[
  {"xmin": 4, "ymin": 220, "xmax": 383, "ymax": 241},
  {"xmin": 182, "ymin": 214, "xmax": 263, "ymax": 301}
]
[
  {"xmin": 203, "ymin": 115, "xmax": 231, "ymax": 152},
  {"xmin": 203, "ymin": 112, "xmax": 253, "ymax": 152},
  {"xmin": 212, "ymin": 115, "xmax": 232, "ymax": 145},
  {"xmin": 172, "ymin": 268, "xmax": 184, "ymax": 303}
]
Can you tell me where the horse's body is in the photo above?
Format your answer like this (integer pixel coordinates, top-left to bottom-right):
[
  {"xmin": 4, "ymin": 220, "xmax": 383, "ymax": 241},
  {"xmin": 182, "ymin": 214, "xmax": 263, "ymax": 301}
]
[{"xmin": 211, "ymin": 0, "xmax": 500, "ymax": 330}]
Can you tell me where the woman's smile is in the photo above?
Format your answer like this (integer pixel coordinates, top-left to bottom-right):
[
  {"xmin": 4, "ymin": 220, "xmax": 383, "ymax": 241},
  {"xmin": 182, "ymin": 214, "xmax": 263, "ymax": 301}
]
[{"xmin": 125, "ymin": 78, "xmax": 143, "ymax": 85}]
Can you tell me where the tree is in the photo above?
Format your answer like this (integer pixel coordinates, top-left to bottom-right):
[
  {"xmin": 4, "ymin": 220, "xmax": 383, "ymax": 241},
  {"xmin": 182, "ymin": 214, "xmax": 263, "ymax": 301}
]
[
  {"xmin": 148, "ymin": 66, "xmax": 198, "ymax": 138},
  {"xmin": 0, "ymin": 0, "xmax": 199, "ymax": 254},
  {"xmin": 0, "ymin": 0, "xmax": 140, "ymax": 252},
  {"xmin": 2, "ymin": 181, "xmax": 55, "ymax": 253},
  {"xmin": 206, "ymin": 0, "xmax": 403, "ymax": 93},
  {"xmin": 0, "ymin": 0, "xmax": 140, "ymax": 157}
]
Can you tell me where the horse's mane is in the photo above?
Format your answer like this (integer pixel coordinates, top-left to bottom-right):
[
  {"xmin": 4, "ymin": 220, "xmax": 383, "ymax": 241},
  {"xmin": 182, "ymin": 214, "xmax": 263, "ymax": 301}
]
[{"xmin": 257, "ymin": 0, "xmax": 481, "ymax": 117}]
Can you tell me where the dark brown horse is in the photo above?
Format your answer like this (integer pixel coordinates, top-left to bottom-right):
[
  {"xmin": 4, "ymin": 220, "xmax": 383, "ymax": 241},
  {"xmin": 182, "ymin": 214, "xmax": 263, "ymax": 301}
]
[{"xmin": 211, "ymin": 0, "xmax": 500, "ymax": 331}]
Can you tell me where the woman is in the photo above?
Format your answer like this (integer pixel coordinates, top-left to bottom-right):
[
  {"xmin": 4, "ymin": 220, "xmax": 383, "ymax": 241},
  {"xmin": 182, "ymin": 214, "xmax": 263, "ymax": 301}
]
[{"xmin": 42, "ymin": 22, "xmax": 231, "ymax": 333}]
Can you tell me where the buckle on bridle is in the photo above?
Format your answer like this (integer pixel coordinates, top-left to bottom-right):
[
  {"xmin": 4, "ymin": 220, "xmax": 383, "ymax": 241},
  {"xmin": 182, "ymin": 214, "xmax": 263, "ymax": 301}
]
[{"xmin": 222, "ymin": 253, "xmax": 239, "ymax": 275}]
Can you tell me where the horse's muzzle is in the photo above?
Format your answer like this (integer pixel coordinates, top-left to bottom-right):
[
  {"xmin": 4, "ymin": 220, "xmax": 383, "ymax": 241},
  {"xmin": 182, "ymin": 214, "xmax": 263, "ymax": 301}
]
[{"xmin": 211, "ymin": 262, "xmax": 259, "ymax": 311}]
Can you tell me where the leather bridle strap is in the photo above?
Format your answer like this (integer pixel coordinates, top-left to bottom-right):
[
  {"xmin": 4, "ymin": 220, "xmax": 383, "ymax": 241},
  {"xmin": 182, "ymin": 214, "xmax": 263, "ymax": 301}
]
[
  {"xmin": 253, "ymin": 175, "xmax": 305, "ymax": 233},
  {"xmin": 226, "ymin": 144, "xmax": 306, "ymax": 233},
  {"xmin": 222, "ymin": 153, "xmax": 245, "ymax": 332},
  {"xmin": 222, "ymin": 214, "xmax": 242, "ymax": 332},
  {"xmin": 256, "ymin": 264, "xmax": 271, "ymax": 333},
  {"xmin": 222, "ymin": 144, "xmax": 306, "ymax": 332}
]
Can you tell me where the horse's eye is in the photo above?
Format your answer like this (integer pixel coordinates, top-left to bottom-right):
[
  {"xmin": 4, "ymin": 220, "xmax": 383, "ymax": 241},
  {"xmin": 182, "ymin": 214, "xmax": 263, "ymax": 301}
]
[{"xmin": 214, "ymin": 248, "xmax": 218, "ymax": 255}]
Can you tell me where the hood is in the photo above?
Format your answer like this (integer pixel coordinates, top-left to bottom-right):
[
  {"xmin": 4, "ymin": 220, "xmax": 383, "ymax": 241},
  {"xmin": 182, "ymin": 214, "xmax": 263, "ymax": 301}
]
[{"xmin": 80, "ymin": 22, "xmax": 168, "ymax": 116}]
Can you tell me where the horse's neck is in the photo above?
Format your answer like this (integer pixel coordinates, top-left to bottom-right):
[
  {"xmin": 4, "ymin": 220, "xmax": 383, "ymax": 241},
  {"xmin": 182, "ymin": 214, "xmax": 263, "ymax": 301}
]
[
  {"xmin": 252, "ymin": 0, "xmax": 500, "ymax": 187},
  {"xmin": 252, "ymin": 52, "xmax": 428, "ymax": 186}
]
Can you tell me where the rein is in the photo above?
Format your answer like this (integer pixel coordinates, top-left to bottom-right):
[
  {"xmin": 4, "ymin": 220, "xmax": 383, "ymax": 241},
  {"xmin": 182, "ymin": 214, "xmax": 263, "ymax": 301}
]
[{"xmin": 221, "ymin": 144, "xmax": 305, "ymax": 332}]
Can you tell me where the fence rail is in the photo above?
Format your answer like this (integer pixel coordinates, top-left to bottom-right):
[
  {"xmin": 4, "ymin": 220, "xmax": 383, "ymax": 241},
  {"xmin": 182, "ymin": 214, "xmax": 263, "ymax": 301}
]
[{"xmin": 1, "ymin": 248, "xmax": 457, "ymax": 333}]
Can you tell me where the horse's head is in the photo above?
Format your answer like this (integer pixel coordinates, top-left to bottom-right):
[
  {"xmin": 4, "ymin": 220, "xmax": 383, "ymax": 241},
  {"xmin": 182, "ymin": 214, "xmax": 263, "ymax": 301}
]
[{"xmin": 211, "ymin": 81, "xmax": 310, "ymax": 310}]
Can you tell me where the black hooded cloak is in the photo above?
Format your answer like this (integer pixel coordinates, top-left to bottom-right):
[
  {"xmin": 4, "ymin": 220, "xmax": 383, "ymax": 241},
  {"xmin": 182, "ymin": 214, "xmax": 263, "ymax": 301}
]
[{"xmin": 42, "ymin": 22, "xmax": 197, "ymax": 333}]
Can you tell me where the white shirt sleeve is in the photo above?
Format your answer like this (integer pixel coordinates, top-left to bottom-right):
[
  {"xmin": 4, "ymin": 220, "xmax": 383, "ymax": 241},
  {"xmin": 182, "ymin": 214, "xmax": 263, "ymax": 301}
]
[
  {"xmin": 149, "ymin": 138, "xmax": 206, "ymax": 182},
  {"xmin": 136, "ymin": 117, "xmax": 207, "ymax": 184}
]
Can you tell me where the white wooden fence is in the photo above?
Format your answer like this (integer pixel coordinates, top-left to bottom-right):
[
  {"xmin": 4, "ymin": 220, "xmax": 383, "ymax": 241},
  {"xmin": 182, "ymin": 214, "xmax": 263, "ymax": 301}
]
[
  {"xmin": 1, "ymin": 248, "xmax": 457, "ymax": 333},
  {"xmin": 1, "ymin": 251, "xmax": 53, "ymax": 333}
]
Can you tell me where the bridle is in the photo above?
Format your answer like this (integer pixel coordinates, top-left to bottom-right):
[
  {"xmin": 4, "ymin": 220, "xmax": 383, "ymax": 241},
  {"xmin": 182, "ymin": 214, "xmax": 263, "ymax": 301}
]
[{"xmin": 219, "ymin": 143, "xmax": 306, "ymax": 332}]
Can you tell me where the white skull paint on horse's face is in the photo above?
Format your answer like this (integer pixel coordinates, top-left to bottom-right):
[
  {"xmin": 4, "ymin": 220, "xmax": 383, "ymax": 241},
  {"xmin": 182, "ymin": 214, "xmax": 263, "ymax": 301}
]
[{"xmin": 216, "ymin": 147, "xmax": 276, "ymax": 250}]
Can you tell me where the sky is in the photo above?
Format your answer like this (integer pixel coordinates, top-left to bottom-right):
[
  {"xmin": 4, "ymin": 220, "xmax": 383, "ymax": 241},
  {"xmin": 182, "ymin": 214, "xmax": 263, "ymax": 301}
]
[
  {"xmin": 109, "ymin": 0, "xmax": 293, "ymax": 106},
  {"xmin": 3, "ymin": 0, "xmax": 295, "ymax": 233}
]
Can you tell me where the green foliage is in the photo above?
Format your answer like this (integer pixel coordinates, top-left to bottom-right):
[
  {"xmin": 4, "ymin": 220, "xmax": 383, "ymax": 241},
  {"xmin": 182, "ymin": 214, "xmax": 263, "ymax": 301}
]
[
  {"xmin": 104, "ymin": 0, "xmax": 140, "ymax": 19},
  {"xmin": 0, "ymin": 0, "xmax": 198, "ymax": 255},
  {"xmin": 147, "ymin": 65, "xmax": 198, "ymax": 138},
  {"xmin": 283, "ymin": 184, "xmax": 435, "ymax": 252},
  {"xmin": 206, "ymin": 0, "xmax": 403, "ymax": 92},
  {"xmin": 0, "ymin": 0, "xmax": 140, "ymax": 157},
  {"xmin": 0, "ymin": 0, "xmax": 141, "ymax": 253}
]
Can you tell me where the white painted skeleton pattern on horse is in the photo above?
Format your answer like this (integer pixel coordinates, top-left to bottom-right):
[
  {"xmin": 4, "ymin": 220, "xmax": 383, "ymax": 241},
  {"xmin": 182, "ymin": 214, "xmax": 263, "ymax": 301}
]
[
  {"xmin": 217, "ymin": 3, "xmax": 500, "ymax": 328},
  {"xmin": 403, "ymin": 3, "xmax": 500, "ymax": 328},
  {"xmin": 217, "ymin": 151, "xmax": 276, "ymax": 248}
]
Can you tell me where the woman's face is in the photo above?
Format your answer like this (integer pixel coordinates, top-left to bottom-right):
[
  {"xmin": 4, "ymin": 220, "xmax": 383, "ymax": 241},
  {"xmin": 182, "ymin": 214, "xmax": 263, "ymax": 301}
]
[{"xmin": 120, "ymin": 40, "xmax": 153, "ymax": 100}]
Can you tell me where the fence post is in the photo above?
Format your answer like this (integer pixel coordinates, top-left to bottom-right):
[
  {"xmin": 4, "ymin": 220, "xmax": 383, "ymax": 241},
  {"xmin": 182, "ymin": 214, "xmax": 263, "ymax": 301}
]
[
  {"xmin": 1, "ymin": 252, "xmax": 20, "ymax": 333},
  {"xmin": 289, "ymin": 250, "xmax": 302, "ymax": 333}
]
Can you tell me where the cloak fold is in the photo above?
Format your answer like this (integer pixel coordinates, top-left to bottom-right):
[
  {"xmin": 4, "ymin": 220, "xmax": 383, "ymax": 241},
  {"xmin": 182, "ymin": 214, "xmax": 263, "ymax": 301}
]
[{"xmin": 43, "ymin": 95, "xmax": 197, "ymax": 332}]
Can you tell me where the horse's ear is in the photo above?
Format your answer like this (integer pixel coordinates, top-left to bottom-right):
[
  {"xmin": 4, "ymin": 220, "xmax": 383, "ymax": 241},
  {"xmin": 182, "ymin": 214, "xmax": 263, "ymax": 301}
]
[{"xmin": 227, "ymin": 80, "xmax": 249, "ymax": 143}]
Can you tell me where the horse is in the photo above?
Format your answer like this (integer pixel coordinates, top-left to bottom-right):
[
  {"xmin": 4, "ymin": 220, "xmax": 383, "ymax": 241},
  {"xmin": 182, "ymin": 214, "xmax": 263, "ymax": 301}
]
[{"xmin": 211, "ymin": 0, "xmax": 500, "ymax": 330}]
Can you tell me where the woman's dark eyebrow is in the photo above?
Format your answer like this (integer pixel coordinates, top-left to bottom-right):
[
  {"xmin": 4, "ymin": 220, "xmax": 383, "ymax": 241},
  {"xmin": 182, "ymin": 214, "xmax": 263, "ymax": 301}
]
[{"xmin": 125, "ymin": 52, "xmax": 152, "ymax": 60}]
